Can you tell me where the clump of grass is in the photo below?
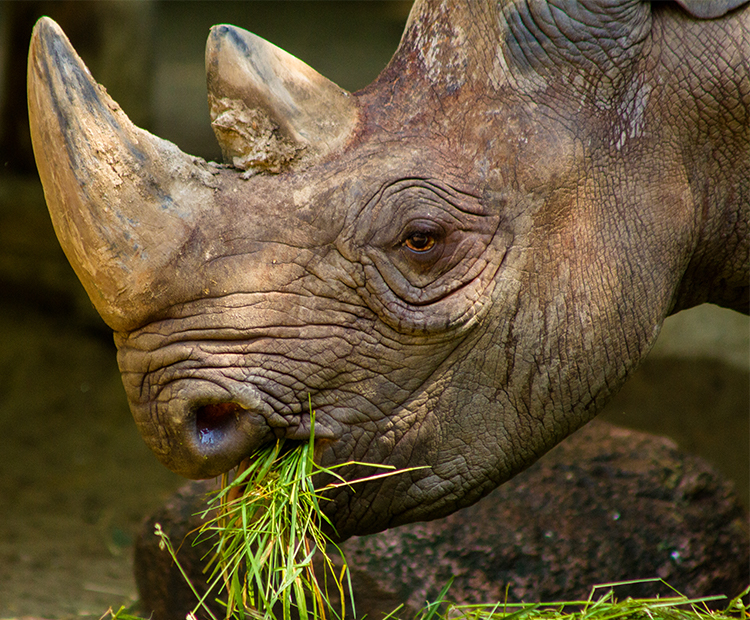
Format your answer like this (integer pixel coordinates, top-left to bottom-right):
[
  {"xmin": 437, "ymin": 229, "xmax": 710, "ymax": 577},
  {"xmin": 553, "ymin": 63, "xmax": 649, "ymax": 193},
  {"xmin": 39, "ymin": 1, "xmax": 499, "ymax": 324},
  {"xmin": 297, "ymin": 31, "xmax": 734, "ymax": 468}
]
[
  {"xmin": 153, "ymin": 408, "xmax": 409, "ymax": 620},
  {"xmin": 429, "ymin": 580, "xmax": 750, "ymax": 620},
  {"xmin": 195, "ymin": 417, "xmax": 348, "ymax": 620}
]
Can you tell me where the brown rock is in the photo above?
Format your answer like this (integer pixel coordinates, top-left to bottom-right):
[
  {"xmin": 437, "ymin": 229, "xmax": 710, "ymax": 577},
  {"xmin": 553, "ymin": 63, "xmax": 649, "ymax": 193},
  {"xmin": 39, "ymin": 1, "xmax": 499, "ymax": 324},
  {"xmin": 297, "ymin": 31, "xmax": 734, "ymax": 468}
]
[
  {"xmin": 134, "ymin": 481, "xmax": 216, "ymax": 620},
  {"xmin": 135, "ymin": 421, "xmax": 749, "ymax": 619}
]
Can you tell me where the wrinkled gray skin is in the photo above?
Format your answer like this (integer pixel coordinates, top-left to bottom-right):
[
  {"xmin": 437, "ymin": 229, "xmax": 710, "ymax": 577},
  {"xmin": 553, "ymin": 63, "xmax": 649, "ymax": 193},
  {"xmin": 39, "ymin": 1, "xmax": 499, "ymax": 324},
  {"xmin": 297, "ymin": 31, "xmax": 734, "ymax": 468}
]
[{"xmin": 28, "ymin": 0, "xmax": 749, "ymax": 540}]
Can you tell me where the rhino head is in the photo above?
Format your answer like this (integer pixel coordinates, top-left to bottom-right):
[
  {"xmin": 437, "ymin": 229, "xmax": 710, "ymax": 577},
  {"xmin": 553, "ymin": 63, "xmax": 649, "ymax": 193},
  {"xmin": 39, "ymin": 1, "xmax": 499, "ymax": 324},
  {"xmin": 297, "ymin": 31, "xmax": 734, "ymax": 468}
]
[{"xmin": 28, "ymin": 0, "xmax": 748, "ymax": 538}]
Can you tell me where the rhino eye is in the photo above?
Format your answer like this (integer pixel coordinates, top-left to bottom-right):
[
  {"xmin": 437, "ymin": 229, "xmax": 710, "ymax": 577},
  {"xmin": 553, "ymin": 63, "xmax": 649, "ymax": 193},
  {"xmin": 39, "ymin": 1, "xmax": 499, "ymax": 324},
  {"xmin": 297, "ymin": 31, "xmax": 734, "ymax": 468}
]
[
  {"xmin": 404, "ymin": 231, "xmax": 436, "ymax": 253},
  {"xmin": 399, "ymin": 220, "xmax": 444, "ymax": 260}
]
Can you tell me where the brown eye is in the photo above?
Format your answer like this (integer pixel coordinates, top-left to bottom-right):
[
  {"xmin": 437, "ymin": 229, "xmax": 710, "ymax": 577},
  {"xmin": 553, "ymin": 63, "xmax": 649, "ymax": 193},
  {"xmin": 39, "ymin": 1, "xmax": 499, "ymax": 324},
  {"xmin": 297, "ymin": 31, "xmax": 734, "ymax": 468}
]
[{"xmin": 404, "ymin": 231, "xmax": 436, "ymax": 253}]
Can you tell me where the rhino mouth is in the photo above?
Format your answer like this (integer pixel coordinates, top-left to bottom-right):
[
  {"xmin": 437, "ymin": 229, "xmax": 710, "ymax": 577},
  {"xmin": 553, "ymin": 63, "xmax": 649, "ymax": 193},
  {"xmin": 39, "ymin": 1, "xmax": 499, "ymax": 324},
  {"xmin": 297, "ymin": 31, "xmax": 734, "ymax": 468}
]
[
  {"xmin": 160, "ymin": 386, "xmax": 340, "ymax": 479},
  {"xmin": 195, "ymin": 402, "xmax": 254, "ymax": 448},
  {"xmin": 195, "ymin": 400, "xmax": 316, "ymax": 447}
]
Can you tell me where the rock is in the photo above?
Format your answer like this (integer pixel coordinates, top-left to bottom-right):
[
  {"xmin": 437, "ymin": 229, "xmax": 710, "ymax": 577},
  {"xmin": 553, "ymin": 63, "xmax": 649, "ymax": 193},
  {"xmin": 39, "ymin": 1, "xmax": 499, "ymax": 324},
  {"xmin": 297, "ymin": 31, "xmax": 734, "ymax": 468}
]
[
  {"xmin": 344, "ymin": 420, "xmax": 749, "ymax": 611},
  {"xmin": 134, "ymin": 421, "xmax": 749, "ymax": 619}
]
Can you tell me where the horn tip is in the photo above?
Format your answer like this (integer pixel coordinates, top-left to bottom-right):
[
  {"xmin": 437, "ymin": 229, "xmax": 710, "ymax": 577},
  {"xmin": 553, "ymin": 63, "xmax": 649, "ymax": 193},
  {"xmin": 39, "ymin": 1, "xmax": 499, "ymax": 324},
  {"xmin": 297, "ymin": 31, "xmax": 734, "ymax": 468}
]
[
  {"xmin": 207, "ymin": 23, "xmax": 261, "ymax": 49},
  {"xmin": 32, "ymin": 15, "xmax": 61, "ymax": 36},
  {"xmin": 30, "ymin": 16, "xmax": 68, "ymax": 59},
  {"xmin": 29, "ymin": 14, "xmax": 91, "ymax": 90}
]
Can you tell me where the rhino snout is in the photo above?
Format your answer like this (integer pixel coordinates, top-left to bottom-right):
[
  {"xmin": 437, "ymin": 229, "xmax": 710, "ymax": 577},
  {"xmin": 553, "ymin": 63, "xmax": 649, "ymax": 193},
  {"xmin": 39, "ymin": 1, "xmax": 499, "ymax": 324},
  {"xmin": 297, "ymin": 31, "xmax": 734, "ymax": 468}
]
[{"xmin": 149, "ymin": 382, "xmax": 278, "ymax": 480}]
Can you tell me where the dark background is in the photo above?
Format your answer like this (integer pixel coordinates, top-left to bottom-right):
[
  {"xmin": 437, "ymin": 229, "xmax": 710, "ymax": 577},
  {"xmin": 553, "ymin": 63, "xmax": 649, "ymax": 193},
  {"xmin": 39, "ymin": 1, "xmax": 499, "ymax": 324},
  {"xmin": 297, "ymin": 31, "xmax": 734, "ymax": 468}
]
[{"xmin": 0, "ymin": 2, "xmax": 747, "ymax": 617}]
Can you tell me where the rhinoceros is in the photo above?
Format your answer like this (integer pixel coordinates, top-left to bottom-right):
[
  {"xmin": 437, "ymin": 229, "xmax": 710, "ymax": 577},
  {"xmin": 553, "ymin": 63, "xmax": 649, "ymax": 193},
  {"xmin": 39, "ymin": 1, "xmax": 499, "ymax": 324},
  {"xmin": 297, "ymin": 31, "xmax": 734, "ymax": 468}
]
[{"xmin": 28, "ymin": 0, "xmax": 748, "ymax": 539}]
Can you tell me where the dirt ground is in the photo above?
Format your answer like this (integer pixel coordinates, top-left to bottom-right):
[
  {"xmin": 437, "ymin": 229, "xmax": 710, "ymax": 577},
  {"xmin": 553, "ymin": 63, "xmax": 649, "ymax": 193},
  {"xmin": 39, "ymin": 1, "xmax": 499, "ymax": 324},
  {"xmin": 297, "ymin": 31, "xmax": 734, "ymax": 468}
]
[
  {"xmin": 0, "ymin": 302, "xmax": 182, "ymax": 618},
  {"xmin": 0, "ymin": 173, "xmax": 747, "ymax": 619}
]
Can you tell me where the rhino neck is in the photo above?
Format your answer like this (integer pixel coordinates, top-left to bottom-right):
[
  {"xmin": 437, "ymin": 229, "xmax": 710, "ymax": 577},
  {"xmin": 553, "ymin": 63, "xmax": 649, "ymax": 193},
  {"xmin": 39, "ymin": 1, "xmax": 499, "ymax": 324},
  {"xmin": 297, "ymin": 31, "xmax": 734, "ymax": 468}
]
[{"xmin": 654, "ymin": 5, "xmax": 749, "ymax": 314}]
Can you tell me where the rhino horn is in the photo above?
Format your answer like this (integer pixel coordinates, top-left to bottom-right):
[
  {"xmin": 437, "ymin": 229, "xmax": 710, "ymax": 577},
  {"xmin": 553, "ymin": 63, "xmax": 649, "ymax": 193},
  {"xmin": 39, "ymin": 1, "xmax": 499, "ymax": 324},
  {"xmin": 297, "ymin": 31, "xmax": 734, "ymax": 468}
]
[
  {"xmin": 206, "ymin": 24, "xmax": 358, "ymax": 172},
  {"xmin": 28, "ymin": 17, "xmax": 218, "ymax": 332}
]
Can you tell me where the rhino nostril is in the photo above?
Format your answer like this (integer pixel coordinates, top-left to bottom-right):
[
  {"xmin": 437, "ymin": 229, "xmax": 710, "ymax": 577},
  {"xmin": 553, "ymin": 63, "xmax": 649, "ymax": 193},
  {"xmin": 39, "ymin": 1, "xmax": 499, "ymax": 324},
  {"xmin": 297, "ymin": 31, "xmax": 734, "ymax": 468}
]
[
  {"xmin": 195, "ymin": 402, "xmax": 246, "ymax": 445},
  {"xmin": 158, "ymin": 392, "xmax": 274, "ymax": 478}
]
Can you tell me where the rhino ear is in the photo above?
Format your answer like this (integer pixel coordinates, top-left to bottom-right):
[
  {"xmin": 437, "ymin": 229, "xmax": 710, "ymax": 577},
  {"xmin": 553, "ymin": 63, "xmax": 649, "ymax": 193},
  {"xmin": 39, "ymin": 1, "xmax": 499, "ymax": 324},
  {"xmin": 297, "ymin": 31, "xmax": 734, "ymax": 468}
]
[
  {"xmin": 28, "ymin": 17, "xmax": 217, "ymax": 332},
  {"xmin": 672, "ymin": 0, "xmax": 747, "ymax": 19},
  {"xmin": 205, "ymin": 24, "xmax": 358, "ymax": 173}
]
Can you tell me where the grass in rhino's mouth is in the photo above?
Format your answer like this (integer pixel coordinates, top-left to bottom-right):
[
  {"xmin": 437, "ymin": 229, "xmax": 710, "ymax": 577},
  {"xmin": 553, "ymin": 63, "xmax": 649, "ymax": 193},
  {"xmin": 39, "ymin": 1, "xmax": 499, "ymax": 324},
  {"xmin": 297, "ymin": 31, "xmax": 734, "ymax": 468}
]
[
  {"xmin": 156, "ymin": 407, "xmax": 407, "ymax": 620},
  {"xmin": 196, "ymin": 439, "xmax": 340, "ymax": 619}
]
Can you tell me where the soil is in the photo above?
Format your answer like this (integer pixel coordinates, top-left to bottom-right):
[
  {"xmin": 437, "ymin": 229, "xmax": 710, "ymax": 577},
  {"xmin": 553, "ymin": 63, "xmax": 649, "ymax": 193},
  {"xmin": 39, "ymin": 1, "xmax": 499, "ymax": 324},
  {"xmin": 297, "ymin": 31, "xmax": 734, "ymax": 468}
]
[
  {"xmin": 0, "ymin": 175, "xmax": 182, "ymax": 617},
  {"xmin": 0, "ymin": 303, "xmax": 182, "ymax": 618}
]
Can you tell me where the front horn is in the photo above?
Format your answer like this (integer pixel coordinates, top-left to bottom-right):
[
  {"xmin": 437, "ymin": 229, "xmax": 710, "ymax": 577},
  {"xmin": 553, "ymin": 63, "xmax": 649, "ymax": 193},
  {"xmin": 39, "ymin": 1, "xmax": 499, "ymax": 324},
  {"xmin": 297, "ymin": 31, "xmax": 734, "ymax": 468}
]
[{"xmin": 28, "ymin": 17, "xmax": 219, "ymax": 332}]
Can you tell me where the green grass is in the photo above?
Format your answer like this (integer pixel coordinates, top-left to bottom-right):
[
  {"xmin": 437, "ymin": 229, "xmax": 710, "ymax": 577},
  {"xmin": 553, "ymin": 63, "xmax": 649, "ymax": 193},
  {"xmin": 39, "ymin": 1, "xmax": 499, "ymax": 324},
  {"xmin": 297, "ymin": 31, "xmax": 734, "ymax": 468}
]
[
  {"xmin": 424, "ymin": 582, "xmax": 750, "ymax": 620},
  {"xmin": 148, "ymin": 408, "xmax": 410, "ymax": 620},
  {"xmin": 189, "ymin": 413, "xmax": 353, "ymax": 620}
]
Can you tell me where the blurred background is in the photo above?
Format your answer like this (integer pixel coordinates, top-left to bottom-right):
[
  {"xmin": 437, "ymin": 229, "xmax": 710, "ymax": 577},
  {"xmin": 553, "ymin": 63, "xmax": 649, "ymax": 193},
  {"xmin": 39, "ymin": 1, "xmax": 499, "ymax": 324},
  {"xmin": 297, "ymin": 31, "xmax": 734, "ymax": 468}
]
[{"xmin": 0, "ymin": 1, "xmax": 747, "ymax": 617}]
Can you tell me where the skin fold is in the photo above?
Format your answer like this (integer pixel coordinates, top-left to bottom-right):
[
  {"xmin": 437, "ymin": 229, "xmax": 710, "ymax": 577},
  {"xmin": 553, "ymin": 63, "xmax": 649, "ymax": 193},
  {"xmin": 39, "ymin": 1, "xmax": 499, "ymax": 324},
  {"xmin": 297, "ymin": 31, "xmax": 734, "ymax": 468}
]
[{"xmin": 27, "ymin": 0, "xmax": 748, "ymax": 540}]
